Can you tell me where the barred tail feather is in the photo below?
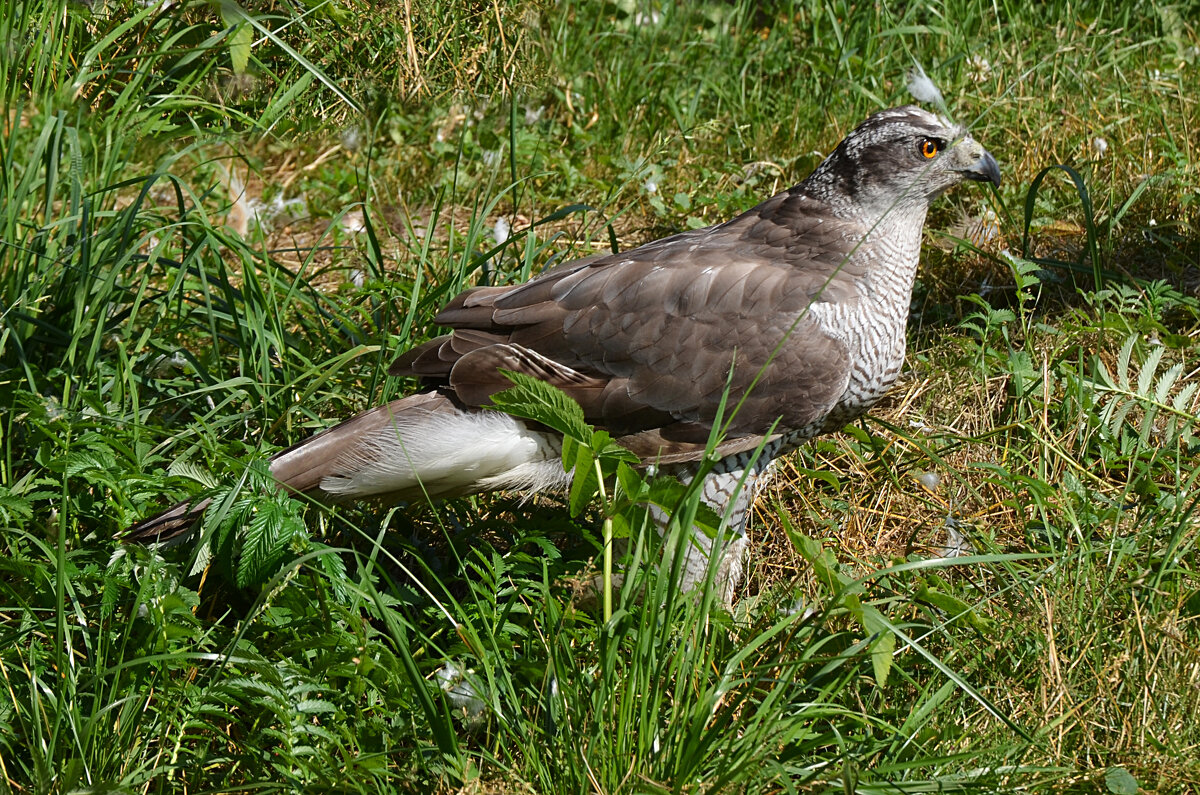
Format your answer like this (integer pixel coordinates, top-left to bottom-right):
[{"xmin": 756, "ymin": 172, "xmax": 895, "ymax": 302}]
[
  {"xmin": 124, "ymin": 497, "xmax": 214, "ymax": 544},
  {"xmin": 125, "ymin": 390, "xmax": 568, "ymax": 544},
  {"xmin": 283, "ymin": 390, "xmax": 568, "ymax": 501}
]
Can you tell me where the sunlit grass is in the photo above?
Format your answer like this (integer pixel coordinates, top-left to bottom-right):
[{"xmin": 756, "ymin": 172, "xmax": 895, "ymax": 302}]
[{"xmin": 0, "ymin": 0, "xmax": 1197, "ymax": 792}]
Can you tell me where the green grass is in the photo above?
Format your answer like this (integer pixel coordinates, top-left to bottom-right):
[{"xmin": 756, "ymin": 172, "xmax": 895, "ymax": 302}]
[{"xmin": 1, "ymin": 0, "xmax": 1198, "ymax": 791}]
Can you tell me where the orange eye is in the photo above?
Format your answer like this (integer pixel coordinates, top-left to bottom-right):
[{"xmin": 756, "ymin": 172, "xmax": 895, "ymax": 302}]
[{"xmin": 921, "ymin": 138, "xmax": 939, "ymax": 159}]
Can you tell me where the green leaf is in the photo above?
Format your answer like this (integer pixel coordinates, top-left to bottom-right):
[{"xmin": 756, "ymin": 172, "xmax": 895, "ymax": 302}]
[
  {"xmin": 914, "ymin": 577, "xmax": 995, "ymax": 633},
  {"xmin": 638, "ymin": 476, "xmax": 723, "ymax": 538},
  {"xmin": 1160, "ymin": 331, "xmax": 1193, "ymax": 348},
  {"xmin": 491, "ymin": 372, "xmax": 637, "ymax": 518},
  {"xmin": 856, "ymin": 601, "xmax": 896, "ymax": 688},
  {"xmin": 615, "ymin": 461, "xmax": 648, "ymax": 502},
  {"xmin": 0, "ymin": 487, "xmax": 33, "ymax": 523},
  {"xmin": 205, "ymin": 486, "xmax": 252, "ymax": 582},
  {"xmin": 560, "ymin": 435, "xmax": 580, "ymax": 474},
  {"xmin": 608, "ymin": 511, "xmax": 633, "ymax": 540},
  {"xmin": 1104, "ymin": 767, "xmax": 1138, "ymax": 795},
  {"xmin": 238, "ymin": 497, "xmax": 302, "ymax": 589},
  {"xmin": 566, "ymin": 442, "xmax": 598, "ymax": 517},
  {"xmin": 589, "ymin": 428, "xmax": 638, "ymax": 467},
  {"xmin": 790, "ymin": 465, "xmax": 842, "ymax": 490},
  {"xmin": 218, "ymin": 0, "xmax": 252, "ymax": 75},
  {"xmin": 1116, "ymin": 334, "xmax": 1135, "ymax": 391},
  {"xmin": 489, "ymin": 370, "xmax": 592, "ymax": 444},
  {"xmin": 228, "ymin": 22, "xmax": 252, "ymax": 75},
  {"xmin": 789, "ymin": 532, "xmax": 859, "ymax": 594},
  {"xmin": 793, "ymin": 533, "xmax": 892, "ymax": 686},
  {"xmin": 1182, "ymin": 590, "xmax": 1200, "ymax": 618},
  {"xmin": 310, "ymin": 541, "xmax": 350, "ymax": 601}
]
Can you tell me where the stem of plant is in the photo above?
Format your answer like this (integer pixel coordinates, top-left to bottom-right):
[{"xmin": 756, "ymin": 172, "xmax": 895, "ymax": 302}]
[{"xmin": 595, "ymin": 457, "xmax": 612, "ymax": 623}]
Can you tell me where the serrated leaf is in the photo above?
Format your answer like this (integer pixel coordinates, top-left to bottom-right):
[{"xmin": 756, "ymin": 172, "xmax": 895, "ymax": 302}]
[
  {"xmin": 167, "ymin": 459, "xmax": 220, "ymax": 488},
  {"xmin": 314, "ymin": 543, "xmax": 349, "ymax": 599},
  {"xmin": 615, "ymin": 462, "xmax": 648, "ymax": 502},
  {"xmin": 590, "ymin": 428, "xmax": 638, "ymax": 465},
  {"xmin": 238, "ymin": 503, "xmax": 280, "ymax": 588},
  {"xmin": 1116, "ymin": 335, "xmax": 1136, "ymax": 391},
  {"xmin": 295, "ymin": 699, "xmax": 336, "ymax": 714},
  {"xmin": 1136, "ymin": 345, "xmax": 1164, "ymax": 396},
  {"xmin": 218, "ymin": 0, "xmax": 252, "ymax": 75},
  {"xmin": 238, "ymin": 498, "xmax": 301, "ymax": 588},
  {"xmin": 204, "ymin": 485, "xmax": 244, "ymax": 568},
  {"xmin": 1172, "ymin": 382, "xmax": 1198, "ymax": 413},
  {"xmin": 489, "ymin": 370, "xmax": 592, "ymax": 443},
  {"xmin": 0, "ymin": 489, "xmax": 33, "ymax": 522},
  {"xmin": 1094, "ymin": 357, "xmax": 1116, "ymax": 390},
  {"xmin": 566, "ymin": 442, "xmax": 597, "ymax": 517},
  {"xmin": 1138, "ymin": 403, "xmax": 1159, "ymax": 446},
  {"xmin": 189, "ymin": 539, "xmax": 214, "ymax": 578},
  {"xmin": 1107, "ymin": 400, "xmax": 1134, "ymax": 439},
  {"xmin": 1154, "ymin": 361, "xmax": 1183, "ymax": 404},
  {"xmin": 64, "ymin": 450, "xmax": 115, "ymax": 478}
]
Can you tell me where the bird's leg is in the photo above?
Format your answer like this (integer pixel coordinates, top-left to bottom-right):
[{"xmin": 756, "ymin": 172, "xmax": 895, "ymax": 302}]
[
  {"xmin": 657, "ymin": 461, "xmax": 768, "ymax": 606},
  {"xmin": 584, "ymin": 461, "xmax": 765, "ymax": 609}
]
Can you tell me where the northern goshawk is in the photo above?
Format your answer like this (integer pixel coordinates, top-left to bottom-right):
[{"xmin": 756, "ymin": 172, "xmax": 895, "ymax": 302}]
[{"xmin": 130, "ymin": 105, "xmax": 1001, "ymax": 602}]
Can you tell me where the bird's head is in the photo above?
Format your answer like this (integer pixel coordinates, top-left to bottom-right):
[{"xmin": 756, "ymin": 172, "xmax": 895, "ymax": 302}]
[{"xmin": 805, "ymin": 105, "xmax": 1000, "ymax": 221}]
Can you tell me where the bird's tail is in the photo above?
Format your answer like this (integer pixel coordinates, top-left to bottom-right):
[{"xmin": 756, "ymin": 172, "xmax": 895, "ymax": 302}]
[
  {"xmin": 124, "ymin": 496, "xmax": 214, "ymax": 544},
  {"xmin": 125, "ymin": 390, "xmax": 568, "ymax": 544}
]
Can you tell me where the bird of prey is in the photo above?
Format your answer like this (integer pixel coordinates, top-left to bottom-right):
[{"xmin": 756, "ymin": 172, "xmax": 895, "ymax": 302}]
[{"xmin": 130, "ymin": 105, "xmax": 1000, "ymax": 603}]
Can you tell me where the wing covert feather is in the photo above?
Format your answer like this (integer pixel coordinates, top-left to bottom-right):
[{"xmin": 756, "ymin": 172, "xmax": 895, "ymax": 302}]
[{"xmin": 388, "ymin": 189, "xmax": 865, "ymax": 460}]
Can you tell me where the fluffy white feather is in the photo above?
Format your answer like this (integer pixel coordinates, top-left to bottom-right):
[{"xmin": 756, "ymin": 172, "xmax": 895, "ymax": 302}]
[
  {"xmin": 906, "ymin": 62, "xmax": 945, "ymax": 108},
  {"xmin": 318, "ymin": 410, "xmax": 569, "ymax": 500}
]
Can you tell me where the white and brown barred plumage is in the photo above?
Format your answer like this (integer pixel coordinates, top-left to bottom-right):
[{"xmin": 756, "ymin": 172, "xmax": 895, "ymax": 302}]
[{"xmin": 129, "ymin": 106, "xmax": 1000, "ymax": 602}]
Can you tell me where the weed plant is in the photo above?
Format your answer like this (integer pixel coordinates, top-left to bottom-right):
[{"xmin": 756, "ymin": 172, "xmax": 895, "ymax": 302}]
[{"xmin": 1, "ymin": 0, "xmax": 1197, "ymax": 792}]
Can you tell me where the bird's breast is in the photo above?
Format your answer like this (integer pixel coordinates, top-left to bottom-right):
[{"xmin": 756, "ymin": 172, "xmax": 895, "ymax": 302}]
[{"xmin": 807, "ymin": 289, "xmax": 909, "ymax": 430}]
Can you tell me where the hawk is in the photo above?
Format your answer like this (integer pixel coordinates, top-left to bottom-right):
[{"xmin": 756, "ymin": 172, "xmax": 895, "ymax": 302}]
[{"xmin": 130, "ymin": 106, "xmax": 1000, "ymax": 602}]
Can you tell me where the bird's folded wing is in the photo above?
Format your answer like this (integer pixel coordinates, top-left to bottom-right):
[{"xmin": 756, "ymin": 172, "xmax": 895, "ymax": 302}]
[{"xmin": 389, "ymin": 192, "xmax": 868, "ymax": 459}]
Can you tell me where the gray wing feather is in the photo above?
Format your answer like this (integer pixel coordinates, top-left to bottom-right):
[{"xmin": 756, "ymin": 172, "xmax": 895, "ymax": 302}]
[{"xmin": 389, "ymin": 189, "xmax": 866, "ymax": 461}]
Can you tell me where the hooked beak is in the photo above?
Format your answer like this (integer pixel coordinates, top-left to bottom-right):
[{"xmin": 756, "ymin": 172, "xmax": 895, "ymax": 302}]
[{"xmin": 957, "ymin": 147, "xmax": 1001, "ymax": 186}]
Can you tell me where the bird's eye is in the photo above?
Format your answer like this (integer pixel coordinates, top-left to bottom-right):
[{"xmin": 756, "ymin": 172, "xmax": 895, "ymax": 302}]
[{"xmin": 920, "ymin": 138, "xmax": 940, "ymax": 159}]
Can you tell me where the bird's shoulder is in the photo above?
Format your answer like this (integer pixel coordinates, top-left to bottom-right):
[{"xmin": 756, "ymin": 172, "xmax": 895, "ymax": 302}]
[{"xmin": 485, "ymin": 188, "xmax": 866, "ymax": 322}]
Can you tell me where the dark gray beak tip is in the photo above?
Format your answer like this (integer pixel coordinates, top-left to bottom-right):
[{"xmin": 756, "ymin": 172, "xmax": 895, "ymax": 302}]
[{"xmin": 963, "ymin": 150, "xmax": 1001, "ymax": 186}]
